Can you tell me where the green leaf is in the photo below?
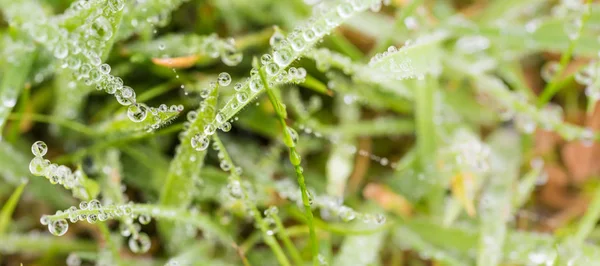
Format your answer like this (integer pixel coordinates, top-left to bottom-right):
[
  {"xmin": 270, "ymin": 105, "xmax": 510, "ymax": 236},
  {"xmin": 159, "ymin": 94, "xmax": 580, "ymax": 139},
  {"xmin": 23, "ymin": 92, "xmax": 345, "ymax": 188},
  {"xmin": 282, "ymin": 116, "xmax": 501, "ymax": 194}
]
[
  {"xmin": 158, "ymin": 85, "xmax": 218, "ymax": 252},
  {"xmin": 477, "ymin": 129, "xmax": 521, "ymax": 266},
  {"xmin": 0, "ymin": 34, "xmax": 36, "ymax": 135},
  {"xmin": 333, "ymin": 206, "xmax": 387, "ymax": 266},
  {"xmin": 0, "ymin": 180, "xmax": 27, "ymax": 235}
]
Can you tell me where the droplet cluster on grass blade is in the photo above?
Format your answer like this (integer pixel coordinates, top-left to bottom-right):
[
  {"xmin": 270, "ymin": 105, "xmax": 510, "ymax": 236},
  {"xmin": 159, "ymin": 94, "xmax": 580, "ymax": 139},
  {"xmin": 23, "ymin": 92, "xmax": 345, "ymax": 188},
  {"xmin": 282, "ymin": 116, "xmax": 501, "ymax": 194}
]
[
  {"xmin": 274, "ymin": 179, "xmax": 386, "ymax": 225},
  {"xmin": 29, "ymin": 141, "xmax": 93, "ymax": 198}
]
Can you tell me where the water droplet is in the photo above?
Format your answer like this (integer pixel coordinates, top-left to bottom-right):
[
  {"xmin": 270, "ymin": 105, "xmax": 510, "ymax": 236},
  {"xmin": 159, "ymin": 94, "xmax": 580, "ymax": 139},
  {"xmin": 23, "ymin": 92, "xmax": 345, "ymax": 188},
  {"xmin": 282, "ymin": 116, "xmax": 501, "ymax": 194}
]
[
  {"xmin": 338, "ymin": 206, "xmax": 356, "ymax": 222},
  {"xmin": 337, "ymin": 3, "xmax": 353, "ymax": 18},
  {"xmin": 374, "ymin": 214, "xmax": 386, "ymax": 225},
  {"xmin": 48, "ymin": 219, "xmax": 69, "ymax": 236},
  {"xmin": 128, "ymin": 233, "xmax": 151, "ymax": 253},
  {"xmin": 236, "ymin": 92, "xmax": 249, "ymax": 103},
  {"xmin": 29, "ymin": 157, "xmax": 48, "ymax": 176},
  {"xmin": 92, "ymin": 16, "xmax": 114, "ymax": 41},
  {"xmin": 40, "ymin": 215, "xmax": 49, "ymax": 225},
  {"xmin": 221, "ymin": 43, "xmax": 243, "ymax": 66},
  {"xmin": 273, "ymin": 48, "xmax": 293, "ymax": 67},
  {"xmin": 115, "ymin": 86, "xmax": 135, "ymax": 106},
  {"xmin": 191, "ymin": 135, "xmax": 210, "ymax": 151},
  {"xmin": 234, "ymin": 82, "xmax": 243, "ymax": 91},
  {"xmin": 249, "ymin": 78, "xmax": 264, "ymax": 92},
  {"xmin": 89, "ymin": 199, "xmax": 101, "ymax": 209},
  {"xmin": 99, "ymin": 63, "xmax": 111, "ymax": 74},
  {"xmin": 218, "ymin": 72, "xmax": 232, "ymax": 86},
  {"xmin": 31, "ymin": 141, "xmax": 48, "ymax": 157},
  {"xmin": 86, "ymin": 214, "xmax": 98, "ymax": 223},
  {"xmin": 127, "ymin": 103, "xmax": 148, "ymax": 122},
  {"xmin": 266, "ymin": 63, "xmax": 280, "ymax": 76},
  {"xmin": 108, "ymin": 0, "xmax": 125, "ymax": 12},
  {"xmin": 541, "ymin": 61, "xmax": 560, "ymax": 82},
  {"xmin": 261, "ymin": 54, "xmax": 273, "ymax": 65},
  {"xmin": 219, "ymin": 122, "xmax": 232, "ymax": 132},
  {"xmin": 139, "ymin": 214, "xmax": 151, "ymax": 225},
  {"xmin": 186, "ymin": 111, "xmax": 198, "ymax": 121},
  {"xmin": 290, "ymin": 36, "xmax": 306, "ymax": 51},
  {"xmin": 66, "ymin": 253, "xmax": 81, "ymax": 266},
  {"xmin": 227, "ymin": 180, "xmax": 243, "ymax": 198},
  {"xmin": 302, "ymin": 29, "xmax": 316, "ymax": 41},
  {"xmin": 53, "ymin": 43, "xmax": 68, "ymax": 59},
  {"xmin": 204, "ymin": 124, "xmax": 216, "ymax": 135},
  {"xmin": 79, "ymin": 201, "xmax": 89, "ymax": 210},
  {"xmin": 581, "ymin": 128, "xmax": 595, "ymax": 147},
  {"xmin": 269, "ymin": 31, "xmax": 285, "ymax": 48}
]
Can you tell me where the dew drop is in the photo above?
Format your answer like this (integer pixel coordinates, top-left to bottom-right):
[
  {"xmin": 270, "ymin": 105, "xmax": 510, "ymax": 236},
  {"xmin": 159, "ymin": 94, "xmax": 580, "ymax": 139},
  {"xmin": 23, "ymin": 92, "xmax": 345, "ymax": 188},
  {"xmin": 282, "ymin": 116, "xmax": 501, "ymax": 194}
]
[
  {"xmin": 270, "ymin": 31, "xmax": 285, "ymax": 48},
  {"xmin": 86, "ymin": 214, "xmax": 98, "ymax": 223},
  {"xmin": 266, "ymin": 63, "xmax": 280, "ymax": 76},
  {"xmin": 337, "ymin": 3, "xmax": 353, "ymax": 18},
  {"xmin": 29, "ymin": 157, "xmax": 48, "ymax": 176},
  {"xmin": 99, "ymin": 63, "xmax": 111, "ymax": 74},
  {"xmin": 108, "ymin": 0, "xmax": 125, "ymax": 12},
  {"xmin": 40, "ymin": 215, "xmax": 49, "ymax": 225},
  {"xmin": 88, "ymin": 199, "xmax": 101, "ymax": 209},
  {"xmin": 374, "ymin": 214, "xmax": 386, "ymax": 225},
  {"xmin": 53, "ymin": 43, "xmax": 69, "ymax": 59},
  {"xmin": 191, "ymin": 135, "xmax": 209, "ymax": 151},
  {"xmin": 115, "ymin": 86, "xmax": 135, "ymax": 106},
  {"xmin": 236, "ymin": 92, "xmax": 249, "ymax": 103},
  {"xmin": 219, "ymin": 122, "xmax": 232, "ymax": 132},
  {"xmin": 234, "ymin": 82, "xmax": 243, "ymax": 91},
  {"xmin": 31, "ymin": 141, "xmax": 48, "ymax": 157},
  {"xmin": 273, "ymin": 48, "xmax": 293, "ymax": 67},
  {"xmin": 186, "ymin": 111, "xmax": 198, "ymax": 121},
  {"xmin": 221, "ymin": 44, "xmax": 243, "ymax": 66},
  {"xmin": 249, "ymin": 78, "xmax": 264, "ymax": 92},
  {"xmin": 127, "ymin": 103, "xmax": 149, "ymax": 122},
  {"xmin": 218, "ymin": 72, "xmax": 232, "ymax": 86},
  {"xmin": 204, "ymin": 124, "xmax": 216, "ymax": 135},
  {"xmin": 48, "ymin": 219, "xmax": 69, "ymax": 236},
  {"xmin": 139, "ymin": 214, "xmax": 151, "ymax": 225},
  {"xmin": 66, "ymin": 253, "xmax": 81, "ymax": 266},
  {"xmin": 128, "ymin": 233, "xmax": 151, "ymax": 253},
  {"xmin": 541, "ymin": 61, "xmax": 560, "ymax": 82}
]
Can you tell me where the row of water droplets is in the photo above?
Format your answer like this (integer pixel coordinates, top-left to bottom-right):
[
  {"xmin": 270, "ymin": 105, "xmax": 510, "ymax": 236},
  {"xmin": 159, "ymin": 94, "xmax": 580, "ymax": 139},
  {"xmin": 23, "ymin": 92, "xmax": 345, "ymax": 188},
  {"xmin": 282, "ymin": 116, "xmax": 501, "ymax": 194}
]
[
  {"xmin": 0, "ymin": 35, "xmax": 35, "ymax": 111},
  {"xmin": 117, "ymin": 0, "xmax": 188, "ymax": 40},
  {"xmin": 275, "ymin": 179, "xmax": 386, "ymax": 224},
  {"xmin": 189, "ymin": 0, "xmax": 386, "ymax": 151},
  {"xmin": 18, "ymin": 0, "xmax": 176, "ymax": 124},
  {"xmin": 28, "ymin": 141, "xmax": 90, "ymax": 198},
  {"xmin": 476, "ymin": 77, "xmax": 597, "ymax": 143},
  {"xmin": 153, "ymin": 33, "xmax": 243, "ymax": 67},
  {"xmin": 367, "ymin": 33, "xmax": 445, "ymax": 80},
  {"xmin": 438, "ymin": 129, "xmax": 492, "ymax": 175},
  {"xmin": 42, "ymin": 200, "xmax": 152, "ymax": 253},
  {"xmin": 189, "ymin": 65, "xmax": 308, "ymax": 152}
]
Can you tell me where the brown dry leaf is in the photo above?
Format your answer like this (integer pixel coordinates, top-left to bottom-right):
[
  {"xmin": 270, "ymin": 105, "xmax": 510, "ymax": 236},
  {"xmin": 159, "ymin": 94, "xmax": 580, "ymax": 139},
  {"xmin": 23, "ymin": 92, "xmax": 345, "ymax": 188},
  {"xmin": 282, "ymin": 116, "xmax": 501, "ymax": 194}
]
[
  {"xmin": 151, "ymin": 55, "xmax": 200, "ymax": 68},
  {"xmin": 542, "ymin": 197, "xmax": 589, "ymax": 232},
  {"xmin": 538, "ymin": 163, "xmax": 574, "ymax": 209},
  {"xmin": 522, "ymin": 62, "xmax": 544, "ymax": 94},
  {"xmin": 347, "ymin": 137, "xmax": 372, "ymax": 194},
  {"xmin": 363, "ymin": 183, "xmax": 412, "ymax": 217},
  {"xmin": 534, "ymin": 129, "xmax": 561, "ymax": 155},
  {"xmin": 561, "ymin": 102, "xmax": 600, "ymax": 183},
  {"xmin": 338, "ymin": 27, "xmax": 375, "ymax": 53},
  {"xmin": 561, "ymin": 142, "xmax": 598, "ymax": 184}
]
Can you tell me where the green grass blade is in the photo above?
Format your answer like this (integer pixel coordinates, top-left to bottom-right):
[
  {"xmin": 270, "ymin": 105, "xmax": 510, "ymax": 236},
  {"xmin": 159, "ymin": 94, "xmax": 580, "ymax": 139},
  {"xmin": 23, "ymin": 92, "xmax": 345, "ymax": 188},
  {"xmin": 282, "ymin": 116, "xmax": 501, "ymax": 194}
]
[
  {"xmin": 0, "ymin": 180, "xmax": 27, "ymax": 235},
  {"xmin": 477, "ymin": 129, "xmax": 521, "ymax": 266}
]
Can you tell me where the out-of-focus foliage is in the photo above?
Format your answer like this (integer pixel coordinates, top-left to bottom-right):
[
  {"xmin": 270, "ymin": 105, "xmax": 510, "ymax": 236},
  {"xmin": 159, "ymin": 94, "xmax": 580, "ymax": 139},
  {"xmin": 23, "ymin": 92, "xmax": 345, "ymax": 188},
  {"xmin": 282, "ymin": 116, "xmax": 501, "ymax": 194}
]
[{"xmin": 2, "ymin": 0, "xmax": 600, "ymax": 265}]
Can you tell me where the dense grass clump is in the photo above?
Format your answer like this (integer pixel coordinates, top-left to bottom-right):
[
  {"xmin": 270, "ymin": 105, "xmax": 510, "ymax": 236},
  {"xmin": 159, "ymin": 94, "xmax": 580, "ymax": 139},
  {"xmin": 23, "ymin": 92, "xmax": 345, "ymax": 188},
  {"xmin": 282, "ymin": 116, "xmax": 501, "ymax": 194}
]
[{"xmin": 2, "ymin": 0, "xmax": 600, "ymax": 265}]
